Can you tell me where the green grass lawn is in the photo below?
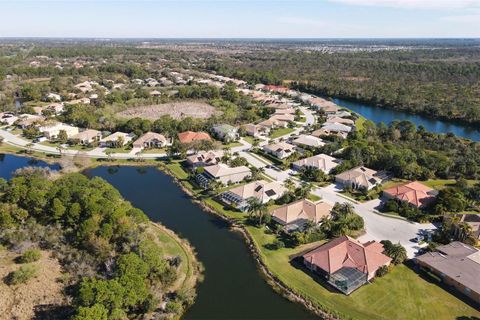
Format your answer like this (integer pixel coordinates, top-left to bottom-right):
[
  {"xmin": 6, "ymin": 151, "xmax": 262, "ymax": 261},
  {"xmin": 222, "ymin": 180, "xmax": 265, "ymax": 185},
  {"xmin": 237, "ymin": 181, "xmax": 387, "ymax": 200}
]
[
  {"xmin": 269, "ymin": 127, "xmax": 295, "ymax": 139},
  {"xmin": 246, "ymin": 226, "xmax": 480, "ymax": 320},
  {"xmin": 222, "ymin": 141, "xmax": 243, "ymax": 148},
  {"xmin": 141, "ymin": 147, "xmax": 167, "ymax": 154},
  {"xmin": 107, "ymin": 147, "xmax": 132, "ymax": 154},
  {"xmin": 243, "ymin": 136, "xmax": 256, "ymax": 145}
]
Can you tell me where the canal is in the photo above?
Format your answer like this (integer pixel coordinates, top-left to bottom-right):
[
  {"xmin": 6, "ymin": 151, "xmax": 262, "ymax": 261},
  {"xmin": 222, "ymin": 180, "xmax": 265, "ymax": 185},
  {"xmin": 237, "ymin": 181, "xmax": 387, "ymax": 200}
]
[
  {"xmin": 0, "ymin": 154, "xmax": 316, "ymax": 320},
  {"xmin": 332, "ymin": 98, "xmax": 480, "ymax": 141}
]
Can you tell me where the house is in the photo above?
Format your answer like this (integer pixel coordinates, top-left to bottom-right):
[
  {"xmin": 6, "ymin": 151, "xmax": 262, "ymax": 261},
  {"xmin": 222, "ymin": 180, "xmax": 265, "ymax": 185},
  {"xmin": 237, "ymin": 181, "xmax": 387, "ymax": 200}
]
[
  {"xmin": 211, "ymin": 124, "xmax": 239, "ymax": 142},
  {"xmin": 195, "ymin": 163, "xmax": 251, "ymax": 188},
  {"xmin": 150, "ymin": 90, "xmax": 162, "ymax": 97},
  {"xmin": 243, "ymin": 123, "xmax": 270, "ymax": 138},
  {"xmin": 16, "ymin": 114, "xmax": 45, "ymax": 128},
  {"xmin": 186, "ymin": 151, "xmax": 223, "ymax": 168},
  {"xmin": 274, "ymin": 108, "xmax": 296, "ymax": 115},
  {"xmin": 303, "ymin": 236, "xmax": 391, "ymax": 294},
  {"xmin": 325, "ymin": 116, "xmax": 355, "ymax": 126},
  {"xmin": 257, "ymin": 118, "xmax": 288, "ymax": 130},
  {"xmin": 71, "ymin": 129, "xmax": 102, "ymax": 145},
  {"xmin": 0, "ymin": 113, "xmax": 19, "ymax": 126},
  {"xmin": 335, "ymin": 166, "xmax": 382, "ymax": 190},
  {"xmin": 263, "ymin": 142, "xmax": 296, "ymax": 159},
  {"xmin": 416, "ymin": 242, "xmax": 480, "ymax": 304},
  {"xmin": 45, "ymin": 93, "xmax": 62, "ymax": 102},
  {"xmin": 458, "ymin": 214, "xmax": 480, "ymax": 240},
  {"xmin": 292, "ymin": 154, "xmax": 342, "ymax": 174},
  {"xmin": 177, "ymin": 131, "xmax": 212, "ymax": 144},
  {"xmin": 271, "ymin": 199, "xmax": 333, "ymax": 231},
  {"xmin": 100, "ymin": 132, "xmax": 133, "ymax": 147},
  {"xmin": 269, "ymin": 114, "xmax": 295, "ymax": 123},
  {"xmin": 39, "ymin": 122, "xmax": 79, "ymax": 140},
  {"xmin": 320, "ymin": 104, "xmax": 341, "ymax": 115},
  {"xmin": 312, "ymin": 123, "xmax": 352, "ymax": 139},
  {"xmin": 309, "ymin": 98, "xmax": 341, "ymax": 114},
  {"xmin": 383, "ymin": 181, "xmax": 437, "ymax": 208},
  {"xmin": 220, "ymin": 180, "xmax": 287, "ymax": 211},
  {"xmin": 133, "ymin": 132, "xmax": 168, "ymax": 149},
  {"xmin": 65, "ymin": 98, "xmax": 91, "ymax": 105},
  {"xmin": 74, "ymin": 81, "xmax": 94, "ymax": 93},
  {"xmin": 292, "ymin": 134, "xmax": 325, "ymax": 149}
]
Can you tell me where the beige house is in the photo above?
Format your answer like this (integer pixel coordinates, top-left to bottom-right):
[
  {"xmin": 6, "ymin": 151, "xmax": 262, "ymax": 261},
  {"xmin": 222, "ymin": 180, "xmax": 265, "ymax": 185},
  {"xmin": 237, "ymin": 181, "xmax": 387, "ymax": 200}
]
[
  {"xmin": 292, "ymin": 154, "xmax": 341, "ymax": 174},
  {"xmin": 271, "ymin": 199, "xmax": 333, "ymax": 231},
  {"xmin": 133, "ymin": 132, "xmax": 169, "ymax": 149},
  {"xmin": 220, "ymin": 180, "xmax": 286, "ymax": 211},
  {"xmin": 335, "ymin": 166, "xmax": 382, "ymax": 190},
  {"xmin": 292, "ymin": 134, "xmax": 325, "ymax": 148},
  {"xmin": 39, "ymin": 122, "xmax": 79, "ymax": 140},
  {"xmin": 325, "ymin": 116, "xmax": 355, "ymax": 126},
  {"xmin": 263, "ymin": 142, "xmax": 296, "ymax": 159},
  {"xmin": 71, "ymin": 129, "xmax": 102, "ymax": 145},
  {"xmin": 196, "ymin": 164, "xmax": 251, "ymax": 188},
  {"xmin": 186, "ymin": 151, "xmax": 223, "ymax": 168},
  {"xmin": 243, "ymin": 123, "xmax": 270, "ymax": 138},
  {"xmin": 100, "ymin": 132, "xmax": 133, "ymax": 147}
]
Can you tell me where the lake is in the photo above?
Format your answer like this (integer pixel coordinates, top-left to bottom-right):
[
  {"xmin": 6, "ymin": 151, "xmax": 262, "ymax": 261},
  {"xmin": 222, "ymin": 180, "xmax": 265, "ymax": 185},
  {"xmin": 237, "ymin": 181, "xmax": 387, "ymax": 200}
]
[
  {"xmin": 332, "ymin": 98, "xmax": 480, "ymax": 141},
  {"xmin": 0, "ymin": 155, "xmax": 316, "ymax": 320}
]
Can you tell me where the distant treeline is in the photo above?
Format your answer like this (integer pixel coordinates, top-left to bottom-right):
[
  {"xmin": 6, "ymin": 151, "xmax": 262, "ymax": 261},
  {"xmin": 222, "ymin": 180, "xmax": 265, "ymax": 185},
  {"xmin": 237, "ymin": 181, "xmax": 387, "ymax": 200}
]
[{"xmin": 207, "ymin": 49, "xmax": 480, "ymax": 125}]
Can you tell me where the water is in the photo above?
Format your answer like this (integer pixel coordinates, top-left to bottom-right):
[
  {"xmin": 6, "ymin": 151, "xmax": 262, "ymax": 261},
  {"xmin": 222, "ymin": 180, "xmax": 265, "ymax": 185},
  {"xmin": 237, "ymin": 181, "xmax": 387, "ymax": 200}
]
[
  {"xmin": 0, "ymin": 156, "xmax": 316, "ymax": 320},
  {"xmin": 332, "ymin": 98, "xmax": 480, "ymax": 141},
  {"xmin": 0, "ymin": 153, "xmax": 60, "ymax": 180}
]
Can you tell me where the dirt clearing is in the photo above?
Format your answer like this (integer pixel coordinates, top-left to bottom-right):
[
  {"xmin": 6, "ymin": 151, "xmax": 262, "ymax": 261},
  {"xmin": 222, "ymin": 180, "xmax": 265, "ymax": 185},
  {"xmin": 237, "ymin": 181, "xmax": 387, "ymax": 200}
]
[{"xmin": 118, "ymin": 101, "xmax": 222, "ymax": 120}]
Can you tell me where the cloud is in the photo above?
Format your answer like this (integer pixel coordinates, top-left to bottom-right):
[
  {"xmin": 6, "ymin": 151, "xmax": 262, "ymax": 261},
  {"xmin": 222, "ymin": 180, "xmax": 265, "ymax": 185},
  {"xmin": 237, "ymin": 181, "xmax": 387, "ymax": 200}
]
[{"xmin": 328, "ymin": 0, "xmax": 480, "ymax": 10}]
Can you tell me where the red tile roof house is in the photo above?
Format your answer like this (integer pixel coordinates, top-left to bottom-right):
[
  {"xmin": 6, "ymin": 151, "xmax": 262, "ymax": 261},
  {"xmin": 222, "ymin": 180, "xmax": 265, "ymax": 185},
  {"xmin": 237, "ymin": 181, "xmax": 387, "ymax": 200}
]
[
  {"xmin": 177, "ymin": 131, "xmax": 212, "ymax": 144},
  {"xmin": 382, "ymin": 181, "xmax": 438, "ymax": 208},
  {"xmin": 271, "ymin": 199, "xmax": 333, "ymax": 231},
  {"xmin": 303, "ymin": 236, "xmax": 392, "ymax": 295}
]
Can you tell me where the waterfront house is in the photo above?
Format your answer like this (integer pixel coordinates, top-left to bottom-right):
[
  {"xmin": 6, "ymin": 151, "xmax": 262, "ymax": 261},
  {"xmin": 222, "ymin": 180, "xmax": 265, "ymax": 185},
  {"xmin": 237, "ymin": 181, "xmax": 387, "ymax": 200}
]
[
  {"xmin": 100, "ymin": 132, "xmax": 133, "ymax": 147},
  {"xmin": 71, "ymin": 129, "xmax": 102, "ymax": 145},
  {"xmin": 325, "ymin": 116, "xmax": 355, "ymax": 126},
  {"xmin": 292, "ymin": 134, "xmax": 325, "ymax": 149},
  {"xmin": 263, "ymin": 142, "xmax": 296, "ymax": 160},
  {"xmin": 416, "ymin": 242, "xmax": 480, "ymax": 304},
  {"xmin": 39, "ymin": 122, "xmax": 79, "ymax": 140},
  {"xmin": 292, "ymin": 154, "xmax": 342, "ymax": 174},
  {"xmin": 220, "ymin": 180, "xmax": 286, "ymax": 211},
  {"xmin": 186, "ymin": 150, "xmax": 223, "ymax": 168},
  {"xmin": 383, "ymin": 181, "xmax": 437, "ymax": 208},
  {"xmin": 211, "ymin": 124, "xmax": 239, "ymax": 142},
  {"xmin": 312, "ymin": 123, "xmax": 352, "ymax": 139},
  {"xmin": 303, "ymin": 236, "xmax": 391, "ymax": 295},
  {"xmin": 195, "ymin": 163, "xmax": 251, "ymax": 188},
  {"xmin": 335, "ymin": 166, "xmax": 382, "ymax": 190},
  {"xmin": 178, "ymin": 131, "xmax": 212, "ymax": 144},
  {"xmin": 271, "ymin": 199, "xmax": 333, "ymax": 231},
  {"xmin": 133, "ymin": 132, "xmax": 169, "ymax": 149}
]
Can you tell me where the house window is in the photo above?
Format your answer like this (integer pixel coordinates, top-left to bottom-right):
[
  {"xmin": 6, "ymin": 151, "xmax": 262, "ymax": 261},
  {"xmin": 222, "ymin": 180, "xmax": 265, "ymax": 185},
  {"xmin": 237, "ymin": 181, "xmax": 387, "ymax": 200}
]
[{"xmin": 465, "ymin": 287, "xmax": 471, "ymax": 295}]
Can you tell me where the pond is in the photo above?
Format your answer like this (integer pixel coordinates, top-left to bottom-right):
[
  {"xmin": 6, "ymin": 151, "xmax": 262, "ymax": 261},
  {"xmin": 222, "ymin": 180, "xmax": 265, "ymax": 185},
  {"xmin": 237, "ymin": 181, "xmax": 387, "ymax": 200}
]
[
  {"xmin": 332, "ymin": 98, "xmax": 480, "ymax": 141},
  {"xmin": 0, "ymin": 155, "xmax": 317, "ymax": 320}
]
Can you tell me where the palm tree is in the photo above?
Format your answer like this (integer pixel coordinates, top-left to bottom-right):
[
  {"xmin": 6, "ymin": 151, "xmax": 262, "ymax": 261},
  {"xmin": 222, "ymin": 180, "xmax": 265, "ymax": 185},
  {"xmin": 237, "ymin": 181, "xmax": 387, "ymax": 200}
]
[
  {"xmin": 387, "ymin": 243, "xmax": 407, "ymax": 265},
  {"xmin": 283, "ymin": 178, "xmax": 296, "ymax": 193},
  {"xmin": 247, "ymin": 197, "xmax": 262, "ymax": 218},
  {"xmin": 25, "ymin": 143, "xmax": 34, "ymax": 155}
]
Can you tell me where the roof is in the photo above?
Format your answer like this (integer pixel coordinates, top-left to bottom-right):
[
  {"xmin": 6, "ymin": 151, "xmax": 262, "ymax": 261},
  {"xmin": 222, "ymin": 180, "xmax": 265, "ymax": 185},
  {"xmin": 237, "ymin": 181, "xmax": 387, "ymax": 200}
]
[
  {"xmin": 416, "ymin": 242, "xmax": 480, "ymax": 294},
  {"xmin": 212, "ymin": 124, "xmax": 237, "ymax": 134},
  {"xmin": 178, "ymin": 131, "xmax": 211, "ymax": 144},
  {"xmin": 336, "ymin": 166, "xmax": 381, "ymax": 188},
  {"xmin": 72, "ymin": 129, "xmax": 101, "ymax": 140},
  {"xmin": 271, "ymin": 199, "xmax": 333, "ymax": 225},
  {"xmin": 186, "ymin": 151, "xmax": 223, "ymax": 165},
  {"xmin": 203, "ymin": 163, "xmax": 251, "ymax": 178},
  {"xmin": 133, "ymin": 132, "xmax": 167, "ymax": 146},
  {"xmin": 101, "ymin": 131, "xmax": 131, "ymax": 142},
  {"xmin": 303, "ymin": 236, "xmax": 392, "ymax": 276},
  {"xmin": 226, "ymin": 180, "xmax": 286, "ymax": 202},
  {"xmin": 292, "ymin": 135, "xmax": 326, "ymax": 148},
  {"xmin": 293, "ymin": 154, "xmax": 341, "ymax": 173},
  {"xmin": 321, "ymin": 122, "xmax": 353, "ymax": 133},
  {"xmin": 263, "ymin": 142, "xmax": 296, "ymax": 154},
  {"xmin": 326, "ymin": 116, "xmax": 355, "ymax": 126},
  {"xmin": 383, "ymin": 181, "xmax": 437, "ymax": 207}
]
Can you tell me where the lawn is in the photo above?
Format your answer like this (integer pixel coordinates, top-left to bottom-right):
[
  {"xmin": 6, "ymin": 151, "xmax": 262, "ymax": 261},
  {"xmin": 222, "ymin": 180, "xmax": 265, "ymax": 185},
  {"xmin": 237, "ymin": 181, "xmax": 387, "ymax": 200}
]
[
  {"xmin": 106, "ymin": 147, "xmax": 132, "ymax": 154},
  {"xmin": 269, "ymin": 127, "xmax": 295, "ymax": 139},
  {"xmin": 246, "ymin": 226, "xmax": 480, "ymax": 320},
  {"xmin": 141, "ymin": 147, "xmax": 167, "ymax": 154},
  {"xmin": 243, "ymin": 136, "xmax": 256, "ymax": 145},
  {"xmin": 221, "ymin": 141, "xmax": 243, "ymax": 148}
]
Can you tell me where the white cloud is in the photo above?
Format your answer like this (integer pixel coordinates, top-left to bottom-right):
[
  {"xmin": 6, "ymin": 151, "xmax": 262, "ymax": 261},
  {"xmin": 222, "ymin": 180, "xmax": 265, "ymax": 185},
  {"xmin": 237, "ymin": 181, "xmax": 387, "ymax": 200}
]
[{"xmin": 329, "ymin": 0, "xmax": 480, "ymax": 10}]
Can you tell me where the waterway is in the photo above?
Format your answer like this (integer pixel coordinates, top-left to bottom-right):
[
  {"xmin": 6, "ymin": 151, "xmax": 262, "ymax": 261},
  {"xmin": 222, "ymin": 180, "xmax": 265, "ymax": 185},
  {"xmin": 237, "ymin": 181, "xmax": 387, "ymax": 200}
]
[
  {"xmin": 332, "ymin": 98, "xmax": 480, "ymax": 141},
  {"xmin": 0, "ymin": 155, "xmax": 316, "ymax": 320}
]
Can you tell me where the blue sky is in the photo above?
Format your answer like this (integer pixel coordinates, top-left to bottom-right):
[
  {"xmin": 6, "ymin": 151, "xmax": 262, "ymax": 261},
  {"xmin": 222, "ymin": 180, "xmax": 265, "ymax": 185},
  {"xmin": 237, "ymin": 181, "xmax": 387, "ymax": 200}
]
[{"xmin": 0, "ymin": 0, "xmax": 479, "ymax": 38}]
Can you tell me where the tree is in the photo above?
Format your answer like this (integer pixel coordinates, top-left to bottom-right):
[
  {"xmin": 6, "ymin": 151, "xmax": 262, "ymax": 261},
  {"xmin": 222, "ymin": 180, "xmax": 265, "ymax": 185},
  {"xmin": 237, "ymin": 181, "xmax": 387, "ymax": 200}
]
[
  {"xmin": 381, "ymin": 240, "xmax": 407, "ymax": 264},
  {"xmin": 246, "ymin": 197, "xmax": 270, "ymax": 225},
  {"xmin": 73, "ymin": 304, "xmax": 108, "ymax": 320},
  {"xmin": 57, "ymin": 129, "xmax": 68, "ymax": 143}
]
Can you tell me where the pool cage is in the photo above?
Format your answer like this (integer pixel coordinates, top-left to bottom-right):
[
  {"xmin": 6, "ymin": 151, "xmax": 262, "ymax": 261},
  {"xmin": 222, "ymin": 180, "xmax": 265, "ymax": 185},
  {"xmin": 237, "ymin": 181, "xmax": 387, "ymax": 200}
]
[{"xmin": 328, "ymin": 267, "xmax": 368, "ymax": 295}]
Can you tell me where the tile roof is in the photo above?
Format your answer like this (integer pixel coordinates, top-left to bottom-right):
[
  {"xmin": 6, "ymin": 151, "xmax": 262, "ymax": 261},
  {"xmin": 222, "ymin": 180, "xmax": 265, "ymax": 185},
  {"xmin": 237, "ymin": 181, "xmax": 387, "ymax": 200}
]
[
  {"xmin": 293, "ymin": 154, "xmax": 341, "ymax": 173},
  {"xmin": 226, "ymin": 180, "xmax": 286, "ymax": 203},
  {"xmin": 383, "ymin": 181, "xmax": 436, "ymax": 207},
  {"xmin": 177, "ymin": 131, "xmax": 212, "ymax": 144},
  {"xmin": 271, "ymin": 199, "xmax": 333, "ymax": 225}
]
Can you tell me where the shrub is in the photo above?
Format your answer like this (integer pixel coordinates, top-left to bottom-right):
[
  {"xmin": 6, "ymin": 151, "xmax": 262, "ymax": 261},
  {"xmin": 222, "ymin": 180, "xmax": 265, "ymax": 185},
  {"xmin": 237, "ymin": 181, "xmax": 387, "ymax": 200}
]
[
  {"xmin": 6, "ymin": 265, "xmax": 38, "ymax": 285},
  {"xmin": 267, "ymin": 240, "xmax": 285, "ymax": 250},
  {"xmin": 376, "ymin": 265, "xmax": 389, "ymax": 277},
  {"xmin": 18, "ymin": 248, "xmax": 41, "ymax": 263}
]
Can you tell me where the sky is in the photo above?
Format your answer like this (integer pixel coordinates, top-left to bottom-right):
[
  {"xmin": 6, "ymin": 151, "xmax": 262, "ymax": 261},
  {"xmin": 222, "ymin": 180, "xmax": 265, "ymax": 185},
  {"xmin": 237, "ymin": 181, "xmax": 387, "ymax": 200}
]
[{"xmin": 0, "ymin": 0, "xmax": 479, "ymax": 38}]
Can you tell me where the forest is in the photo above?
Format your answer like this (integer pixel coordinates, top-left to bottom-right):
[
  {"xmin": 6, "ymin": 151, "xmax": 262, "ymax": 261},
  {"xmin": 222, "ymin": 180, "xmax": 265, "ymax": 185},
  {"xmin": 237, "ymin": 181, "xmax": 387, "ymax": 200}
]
[
  {"xmin": 0, "ymin": 168, "xmax": 193, "ymax": 319},
  {"xmin": 207, "ymin": 48, "xmax": 480, "ymax": 125}
]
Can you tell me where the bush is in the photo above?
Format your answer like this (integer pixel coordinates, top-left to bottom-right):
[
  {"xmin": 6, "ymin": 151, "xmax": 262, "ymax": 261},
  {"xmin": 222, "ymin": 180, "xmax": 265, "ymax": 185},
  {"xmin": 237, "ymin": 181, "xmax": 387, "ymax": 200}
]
[
  {"xmin": 18, "ymin": 248, "xmax": 41, "ymax": 263},
  {"xmin": 165, "ymin": 301, "xmax": 183, "ymax": 314},
  {"xmin": 6, "ymin": 265, "xmax": 38, "ymax": 285},
  {"xmin": 266, "ymin": 240, "xmax": 285, "ymax": 250},
  {"xmin": 376, "ymin": 265, "xmax": 389, "ymax": 277}
]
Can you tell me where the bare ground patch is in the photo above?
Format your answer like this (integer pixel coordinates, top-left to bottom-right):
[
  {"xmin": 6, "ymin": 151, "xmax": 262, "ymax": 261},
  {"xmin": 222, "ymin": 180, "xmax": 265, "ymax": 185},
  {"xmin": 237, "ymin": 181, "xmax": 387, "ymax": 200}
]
[
  {"xmin": 0, "ymin": 250, "xmax": 68, "ymax": 320},
  {"xmin": 118, "ymin": 101, "xmax": 222, "ymax": 120}
]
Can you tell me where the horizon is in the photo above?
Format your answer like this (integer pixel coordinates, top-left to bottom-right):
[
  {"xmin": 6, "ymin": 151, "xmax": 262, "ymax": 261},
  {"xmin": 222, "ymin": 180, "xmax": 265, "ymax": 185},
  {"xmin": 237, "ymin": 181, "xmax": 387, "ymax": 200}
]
[{"xmin": 1, "ymin": 0, "xmax": 480, "ymax": 38}]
